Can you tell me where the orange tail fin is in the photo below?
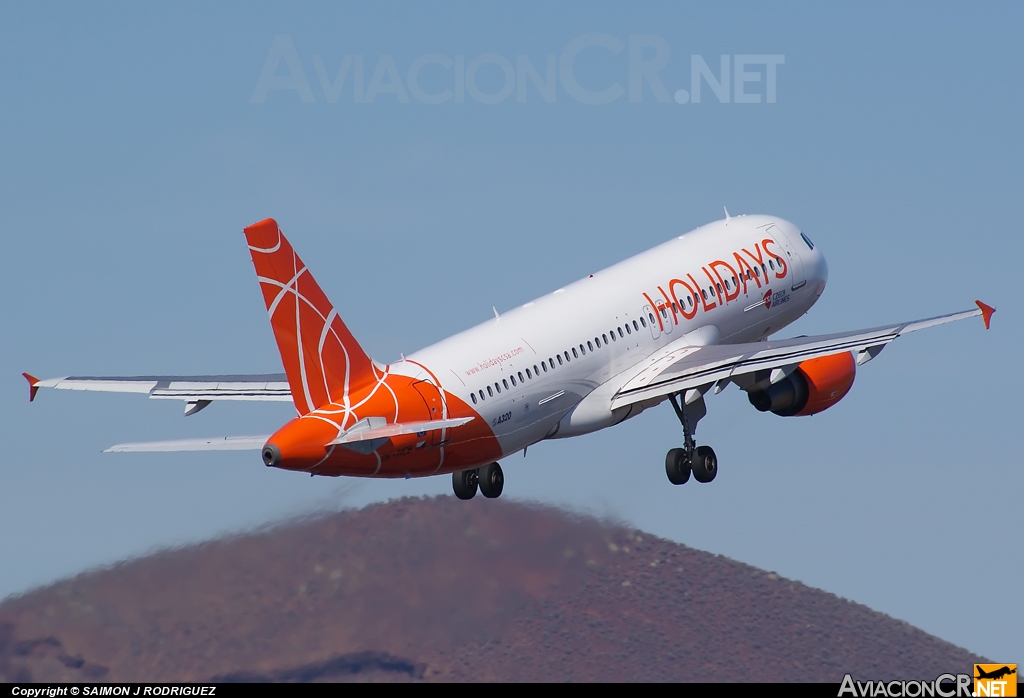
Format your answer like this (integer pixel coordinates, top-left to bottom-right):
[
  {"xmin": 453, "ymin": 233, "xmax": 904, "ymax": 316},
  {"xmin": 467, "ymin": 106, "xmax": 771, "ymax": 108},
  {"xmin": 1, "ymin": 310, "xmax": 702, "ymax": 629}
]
[{"xmin": 244, "ymin": 218, "xmax": 376, "ymax": 415}]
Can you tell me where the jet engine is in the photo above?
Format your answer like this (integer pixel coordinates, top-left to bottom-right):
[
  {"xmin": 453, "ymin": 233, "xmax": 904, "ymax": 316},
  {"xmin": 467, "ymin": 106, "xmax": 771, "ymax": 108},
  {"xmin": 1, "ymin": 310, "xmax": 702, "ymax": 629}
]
[{"xmin": 747, "ymin": 352, "xmax": 856, "ymax": 417}]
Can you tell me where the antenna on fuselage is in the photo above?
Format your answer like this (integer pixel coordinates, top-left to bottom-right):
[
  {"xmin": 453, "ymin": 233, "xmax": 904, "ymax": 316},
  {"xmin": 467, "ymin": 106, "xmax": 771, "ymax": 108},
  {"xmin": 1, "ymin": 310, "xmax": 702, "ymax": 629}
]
[
  {"xmin": 493, "ymin": 306, "xmax": 500, "ymax": 320},
  {"xmin": 724, "ymin": 206, "xmax": 731, "ymax": 220}
]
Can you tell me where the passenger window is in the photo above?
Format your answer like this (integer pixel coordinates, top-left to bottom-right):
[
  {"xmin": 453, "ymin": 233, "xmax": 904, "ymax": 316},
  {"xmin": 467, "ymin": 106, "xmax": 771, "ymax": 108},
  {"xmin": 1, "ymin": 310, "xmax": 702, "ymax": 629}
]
[
  {"xmin": 639, "ymin": 317, "xmax": 646, "ymax": 328},
  {"xmin": 556, "ymin": 355, "xmax": 563, "ymax": 365},
  {"xmin": 564, "ymin": 351, "xmax": 571, "ymax": 361},
  {"xmin": 510, "ymin": 375, "xmax": 516, "ymax": 386},
  {"xmin": 769, "ymin": 259, "xmax": 775, "ymax": 270},
  {"xmin": 495, "ymin": 382, "xmax": 501, "ymax": 394},
  {"xmin": 701, "ymin": 289, "xmax": 707, "ymax": 300},
  {"xmin": 625, "ymin": 324, "xmax": 632, "ymax": 335},
  {"xmin": 588, "ymin": 340, "xmax": 594, "ymax": 351},
  {"xmin": 502, "ymin": 379, "xmax": 509, "ymax": 390},
  {"xmin": 471, "ymin": 393, "xmax": 477, "ymax": 404},
  {"xmin": 754, "ymin": 267, "xmax": 760, "ymax": 277},
  {"xmin": 572, "ymin": 347, "xmax": 579, "ymax": 358},
  {"xmin": 672, "ymin": 302, "xmax": 679, "ymax": 313},
  {"xmin": 603, "ymin": 333, "xmax": 609, "ymax": 343},
  {"xmin": 762, "ymin": 264, "xmax": 767, "ymax": 275},
  {"xmin": 716, "ymin": 283, "xmax": 722, "ymax": 294},
  {"xmin": 648, "ymin": 312, "xmax": 655, "ymax": 324},
  {"xmin": 487, "ymin": 386, "xmax": 493, "ymax": 397},
  {"xmin": 632, "ymin": 320, "xmax": 639, "ymax": 331},
  {"xmin": 518, "ymin": 371, "xmax": 524, "ymax": 383},
  {"xmin": 618, "ymin": 327, "xmax": 624, "ymax": 338},
  {"xmin": 725, "ymin": 279, "xmax": 731, "ymax": 290},
  {"xmin": 548, "ymin": 359, "xmax": 554, "ymax": 369},
  {"xmin": 479, "ymin": 389, "xmax": 485, "ymax": 400}
]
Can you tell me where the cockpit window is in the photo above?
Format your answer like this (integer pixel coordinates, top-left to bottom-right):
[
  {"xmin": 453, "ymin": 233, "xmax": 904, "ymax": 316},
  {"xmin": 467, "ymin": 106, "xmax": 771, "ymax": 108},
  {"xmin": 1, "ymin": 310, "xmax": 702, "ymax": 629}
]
[{"xmin": 800, "ymin": 231, "xmax": 815, "ymax": 250}]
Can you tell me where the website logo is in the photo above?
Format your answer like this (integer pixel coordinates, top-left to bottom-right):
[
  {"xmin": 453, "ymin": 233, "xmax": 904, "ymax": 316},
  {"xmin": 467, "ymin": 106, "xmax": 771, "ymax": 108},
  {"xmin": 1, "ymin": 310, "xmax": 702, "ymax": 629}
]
[{"xmin": 974, "ymin": 665, "xmax": 1017, "ymax": 697}]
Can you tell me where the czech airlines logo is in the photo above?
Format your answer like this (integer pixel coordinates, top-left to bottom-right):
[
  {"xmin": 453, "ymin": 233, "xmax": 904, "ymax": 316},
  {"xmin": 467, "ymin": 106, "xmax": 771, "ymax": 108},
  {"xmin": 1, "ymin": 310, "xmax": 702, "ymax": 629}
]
[
  {"xmin": 762, "ymin": 288, "xmax": 791, "ymax": 311},
  {"xmin": 974, "ymin": 664, "xmax": 1017, "ymax": 697}
]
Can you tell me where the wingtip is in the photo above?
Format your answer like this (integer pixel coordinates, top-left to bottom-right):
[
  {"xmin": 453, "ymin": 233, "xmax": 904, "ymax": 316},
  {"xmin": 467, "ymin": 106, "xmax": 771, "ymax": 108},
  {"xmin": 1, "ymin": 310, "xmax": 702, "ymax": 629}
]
[
  {"xmin": 975, "ymin": 300, "xmax": 995, "ymax": 329},
  {"xmin": 22, "ymin": 372, "xmax": 39, "ymax": 402}
]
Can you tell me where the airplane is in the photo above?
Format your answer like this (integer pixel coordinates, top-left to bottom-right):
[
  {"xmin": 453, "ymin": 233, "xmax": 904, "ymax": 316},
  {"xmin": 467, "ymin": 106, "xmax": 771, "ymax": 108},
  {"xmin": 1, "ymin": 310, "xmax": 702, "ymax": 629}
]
[
  {"xmin": 23, "ymin": 214, "xmax": 995, "ymax": 500},
  {"xmin": 975, "ymin": 666, "xmax": 1017, "ymax": 681}
]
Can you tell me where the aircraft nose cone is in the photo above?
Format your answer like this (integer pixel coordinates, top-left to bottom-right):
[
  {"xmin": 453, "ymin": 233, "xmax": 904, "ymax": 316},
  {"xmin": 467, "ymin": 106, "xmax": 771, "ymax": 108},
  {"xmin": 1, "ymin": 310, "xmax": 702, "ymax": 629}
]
[{"xmin": 262, "ymin": 443, "xmax": 280, "ymax": 467}]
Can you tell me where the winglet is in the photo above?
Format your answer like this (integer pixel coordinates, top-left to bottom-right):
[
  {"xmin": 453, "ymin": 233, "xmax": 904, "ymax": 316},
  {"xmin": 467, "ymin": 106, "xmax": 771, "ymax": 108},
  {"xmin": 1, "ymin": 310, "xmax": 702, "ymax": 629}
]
[
  {"xmin": 975, "ymin": 300, "xmax": 995, "ymax": 329},
  {"xmin": 22, "ymin": 373, "xmax": 40, "ymax": 402}
]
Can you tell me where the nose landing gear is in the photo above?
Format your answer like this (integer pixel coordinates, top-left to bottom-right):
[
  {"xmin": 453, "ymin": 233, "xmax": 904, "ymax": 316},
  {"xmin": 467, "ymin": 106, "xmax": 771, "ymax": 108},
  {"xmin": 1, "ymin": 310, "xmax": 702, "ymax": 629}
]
[{"xmin": 665, "ymin": 391, "xmax": 717, "ymax": 485}]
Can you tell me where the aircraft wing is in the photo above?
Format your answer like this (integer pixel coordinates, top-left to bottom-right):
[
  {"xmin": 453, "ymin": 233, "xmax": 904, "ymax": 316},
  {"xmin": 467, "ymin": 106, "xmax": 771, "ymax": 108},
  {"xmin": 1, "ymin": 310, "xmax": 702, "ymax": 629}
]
[
  {"xmin": 22, "ymin": 373, "xmax": 291, "ymax": 414},
  {"xmin": 610, "ymin": 301, "xmax": 993, "ymax": 410}
]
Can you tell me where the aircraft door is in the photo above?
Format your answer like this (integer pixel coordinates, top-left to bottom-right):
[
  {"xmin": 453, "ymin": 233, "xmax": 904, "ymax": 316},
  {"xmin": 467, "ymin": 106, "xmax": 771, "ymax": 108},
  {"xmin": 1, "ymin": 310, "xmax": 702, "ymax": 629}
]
[
  {"xmin": 643, "ymin": 304, "xmax": 661, "ymax": 339},
  {"xmin": 766, "ymin": 224, "xmax": 806, "ymax": 291},
  {"xmin": 413, "ymin": 379, "xmax": 448, "ymax": 446}
]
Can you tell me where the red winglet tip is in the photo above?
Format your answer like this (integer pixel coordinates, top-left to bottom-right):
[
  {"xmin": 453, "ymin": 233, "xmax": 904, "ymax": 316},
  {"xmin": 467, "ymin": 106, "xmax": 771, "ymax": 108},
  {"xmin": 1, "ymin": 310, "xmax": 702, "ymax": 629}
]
[
  {"xmin": 22, "ymin": 372, "xmax": 40, "ymax": 402},
  {"xmin": 975, "ymin": 300, "xmax": 995, "ymax": 330}
]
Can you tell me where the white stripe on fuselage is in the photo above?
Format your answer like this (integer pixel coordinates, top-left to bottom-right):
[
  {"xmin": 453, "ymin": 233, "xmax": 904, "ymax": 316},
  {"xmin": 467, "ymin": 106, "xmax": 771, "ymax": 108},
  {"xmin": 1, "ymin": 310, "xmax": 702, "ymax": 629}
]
[{"xmin": 398, "ymin": 215, "xmax": 825, "ymax": 457}]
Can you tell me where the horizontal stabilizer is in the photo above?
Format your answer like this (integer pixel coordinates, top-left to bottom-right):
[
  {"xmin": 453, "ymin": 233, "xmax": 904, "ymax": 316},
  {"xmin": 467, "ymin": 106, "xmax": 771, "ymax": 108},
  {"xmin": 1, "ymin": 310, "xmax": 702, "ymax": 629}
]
[
  {"xmin": 105, "ymin": 435, "xmax": 270, "ymax": 453},
  {"xmin": 329, "ymin": 417, "xmax": 474, "ymax": 446}
]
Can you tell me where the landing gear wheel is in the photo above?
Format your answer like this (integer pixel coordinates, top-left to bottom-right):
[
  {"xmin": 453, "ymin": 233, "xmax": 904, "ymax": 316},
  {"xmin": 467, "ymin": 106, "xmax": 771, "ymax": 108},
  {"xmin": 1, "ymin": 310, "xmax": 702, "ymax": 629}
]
[
  {"xmin": 691, "ymin": 445, "xmax": 718, "ymax": 483},
  {"xmin": 452, "ymin": 468, "xmax": 479, "ymax": 500},
  {"xmin": 478, "ymin": 462, "xmax": 504, "ymax": 499},
  {"xmin": 665, "ymin": 448, "xmax": 691, "ymax": 485}
]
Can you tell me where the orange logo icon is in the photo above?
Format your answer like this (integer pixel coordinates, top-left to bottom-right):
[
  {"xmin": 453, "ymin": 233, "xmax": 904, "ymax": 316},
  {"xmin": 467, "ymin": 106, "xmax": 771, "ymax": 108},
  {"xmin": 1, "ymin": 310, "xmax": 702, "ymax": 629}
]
[{"xmin": 974, "ymin": 664, "xmax": 1017, "ymax": 697}]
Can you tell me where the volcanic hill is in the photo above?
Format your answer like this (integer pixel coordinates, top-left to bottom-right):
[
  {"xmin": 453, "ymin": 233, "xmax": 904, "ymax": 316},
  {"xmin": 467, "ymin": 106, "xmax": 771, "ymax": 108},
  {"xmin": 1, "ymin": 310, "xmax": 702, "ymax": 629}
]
[{"xmin": 0, "ymin": 497, "xmax": 983, "ymax": 682}]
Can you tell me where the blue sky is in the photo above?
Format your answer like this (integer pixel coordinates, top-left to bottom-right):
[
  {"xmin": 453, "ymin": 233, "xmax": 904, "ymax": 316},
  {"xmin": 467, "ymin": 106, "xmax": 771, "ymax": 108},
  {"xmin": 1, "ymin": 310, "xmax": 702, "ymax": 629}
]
[{"xmin": 2, "ymin": 2, "xmax": 1021, "ymax": 665}]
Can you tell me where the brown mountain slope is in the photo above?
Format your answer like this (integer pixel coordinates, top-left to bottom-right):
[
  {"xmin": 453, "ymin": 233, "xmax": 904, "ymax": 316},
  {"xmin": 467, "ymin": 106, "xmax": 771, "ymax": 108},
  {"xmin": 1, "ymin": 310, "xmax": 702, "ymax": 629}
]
[{"xmin": 0, "ymin": 497, "xmax": 983, "ymax": 682}]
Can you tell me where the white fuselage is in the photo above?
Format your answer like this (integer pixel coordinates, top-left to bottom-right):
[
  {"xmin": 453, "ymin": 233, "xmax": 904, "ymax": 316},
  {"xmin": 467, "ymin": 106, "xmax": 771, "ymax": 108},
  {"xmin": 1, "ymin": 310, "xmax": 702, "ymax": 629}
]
[{"xmin": 397, "ymin": 215, "xmax": 829, "ymax": 457}]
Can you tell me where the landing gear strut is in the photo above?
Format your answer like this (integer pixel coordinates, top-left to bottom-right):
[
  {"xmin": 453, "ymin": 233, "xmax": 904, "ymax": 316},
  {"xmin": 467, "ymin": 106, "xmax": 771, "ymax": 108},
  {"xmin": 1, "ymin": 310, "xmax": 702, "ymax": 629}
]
[
  {"xmin": 452, "ymin": 462, "xmax": 504, "ymax": 500},
  {"xmin": 665, "ymin": 390, "xmax": 717, "ymax": 485}
]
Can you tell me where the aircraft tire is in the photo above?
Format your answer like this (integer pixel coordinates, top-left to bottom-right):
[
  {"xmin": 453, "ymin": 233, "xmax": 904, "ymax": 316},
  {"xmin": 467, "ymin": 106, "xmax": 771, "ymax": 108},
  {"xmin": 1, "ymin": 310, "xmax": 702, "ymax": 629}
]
[
  {"xmin": 691, "ymin": 445, "xmax": 718, "ymax": 483},
  {"xmin": 453, "ymin": 469, "xmax": 479, "ymax": 500},
  {"xmin": 479, "ymin": 462, "xmax": 504, "ymax": 499},
  {"xmin": 665, "ymin": 448, "xmax": 691, "ymax": 485}
]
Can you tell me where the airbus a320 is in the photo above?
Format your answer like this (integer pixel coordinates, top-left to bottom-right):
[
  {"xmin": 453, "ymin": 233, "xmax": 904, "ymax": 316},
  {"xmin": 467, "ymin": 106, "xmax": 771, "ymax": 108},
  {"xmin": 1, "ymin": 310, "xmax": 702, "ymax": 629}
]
[{"xmin": 24, "ymin": 215, "xmax": 994, "ymax": 500}]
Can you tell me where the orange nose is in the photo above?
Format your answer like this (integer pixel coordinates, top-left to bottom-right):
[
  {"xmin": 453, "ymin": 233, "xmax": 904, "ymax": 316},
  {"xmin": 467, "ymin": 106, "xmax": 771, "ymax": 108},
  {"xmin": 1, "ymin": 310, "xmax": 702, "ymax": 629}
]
[{"xmin": 262, "ymin": 416, "xmax": 337, "ymax": 471}]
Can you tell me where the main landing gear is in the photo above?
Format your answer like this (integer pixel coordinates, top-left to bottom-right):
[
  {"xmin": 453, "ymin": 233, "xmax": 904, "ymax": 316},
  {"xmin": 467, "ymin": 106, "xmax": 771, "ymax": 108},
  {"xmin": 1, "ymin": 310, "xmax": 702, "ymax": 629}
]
[
  {"xmin": 452, "ymin": 462, "xmax": 504, "ymax": 500},
  {"xmin": 665, "ymin": 391, "xmax": 718, "ymax": 486}
]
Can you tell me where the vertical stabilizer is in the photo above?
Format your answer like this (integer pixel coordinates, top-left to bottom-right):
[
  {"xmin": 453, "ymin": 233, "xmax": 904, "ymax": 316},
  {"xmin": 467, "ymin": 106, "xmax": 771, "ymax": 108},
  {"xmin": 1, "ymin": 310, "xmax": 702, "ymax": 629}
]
[{"xmin": 244, "ymin": 218, "xmax": 375, "ymax": 415}]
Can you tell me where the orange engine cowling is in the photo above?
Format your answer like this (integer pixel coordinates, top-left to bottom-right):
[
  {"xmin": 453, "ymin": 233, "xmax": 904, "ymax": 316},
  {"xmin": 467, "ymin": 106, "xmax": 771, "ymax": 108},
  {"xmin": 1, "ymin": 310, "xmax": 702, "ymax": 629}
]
[{"xmin": 747, "ymin": 352, "xmax": 856, "ymax": 417}]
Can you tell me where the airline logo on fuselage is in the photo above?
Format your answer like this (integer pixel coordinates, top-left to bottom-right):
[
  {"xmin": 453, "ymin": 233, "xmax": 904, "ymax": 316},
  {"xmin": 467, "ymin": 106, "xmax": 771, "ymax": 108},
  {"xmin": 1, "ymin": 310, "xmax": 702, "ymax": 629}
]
[
  {"xmin": 642, "ymin": 237, "xmax": 788, "ymax": 331},
  {"xmin": 763, "ymin": 288, "xmax": 790, "ymax": 310}
]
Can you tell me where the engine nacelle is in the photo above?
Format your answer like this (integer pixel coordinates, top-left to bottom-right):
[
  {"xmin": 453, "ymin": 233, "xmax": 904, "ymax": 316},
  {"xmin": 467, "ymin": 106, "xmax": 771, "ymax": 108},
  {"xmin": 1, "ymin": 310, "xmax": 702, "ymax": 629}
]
[{"xmin": 747, "ymin": 352, "xmax": 856, "ymax": 417}]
